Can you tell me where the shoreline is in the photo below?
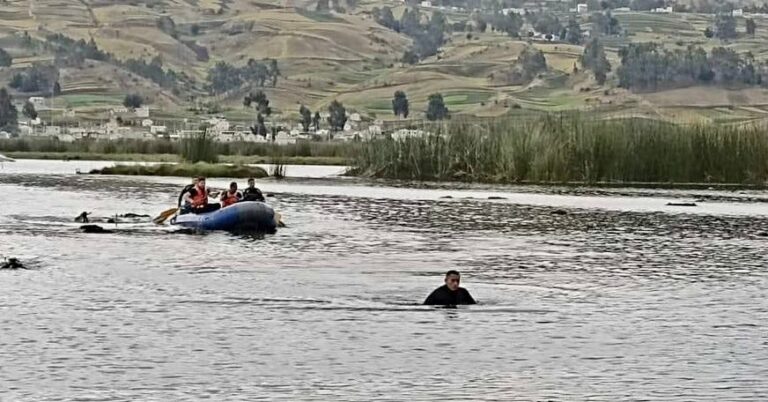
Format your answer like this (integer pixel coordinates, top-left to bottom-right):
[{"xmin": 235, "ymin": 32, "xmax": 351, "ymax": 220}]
[{"xmin": 3, "ymin": 152, "xmax": 348, "ymax": 166}]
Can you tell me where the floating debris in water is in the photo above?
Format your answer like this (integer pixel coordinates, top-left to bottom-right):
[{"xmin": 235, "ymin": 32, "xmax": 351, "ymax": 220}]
[
  {"xmin": 488, "ymin": 196, "xmax": 507, "ymax": 200},
  {"xmin": 1, "ymin": 258, "xmax": 26, "ymax": 270},
  {"xmin": 667, "ymin": 202, "xmax": 698, "ymax": 207},
  {"xmin": 551, "ymin": 209, "xmax": 568, "ymax": 215},
  {"xmin": 80, "ymin": 225, "xmax": 113, "ymax": 234}
]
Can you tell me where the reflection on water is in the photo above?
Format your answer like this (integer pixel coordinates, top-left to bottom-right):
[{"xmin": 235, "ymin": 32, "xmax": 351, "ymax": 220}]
[{"xmin": 1, "ymin": 160, "xmax": 767, "ymax": 400}]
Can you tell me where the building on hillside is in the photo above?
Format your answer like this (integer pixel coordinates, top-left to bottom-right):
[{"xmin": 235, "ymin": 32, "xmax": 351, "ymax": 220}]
[
  {"xmin": 150, "ymin": 125, "xmax": 168, "ymax": 135},
  {"xmin": 206, "ymin": 116, "xmax": 231, "ymax": 133},
  {"xmin": 732, "ymin": 9, "xmax": 743, "ymax": 16},
  {"xmin": 651, "ymin": 6, "xmax": 673, "ymax": 13},
  {"xmin": 348, "ymin": 113, "xmax": 362, "ymax": 122},
  {"xmin": 111, "ymin": 106, "xmax": 129, "ymax": 114},
  {"xmin": 62, "ymin": 109, "xmax": 76, "ymax": 118},
  {"xmin": 44, "ymin": 126, "xmax": 62, "ymax": 136},
  {"xmin": 0, "ymin": 131, "xmax": 11, "ymax": 139},
  {"xmin": 420, "ymin": 0, "xmax": 432, "ymax": 7},
  {"xmin": 392, "ymin": 129, "xmax": 429, "ymax": 140},
  {"xmin": 274, "ymin": 131, "xmax": 296, "ymax": 145},
  {"xmin": 502, "ymin": 8, "xmax": 526, "ymax": 15},
  {"xmin": 577, "ymin": 3, "xmax": 588, "ymax": 13},
  {"xmin": 134, "ymin": 106, "xmax": 150, "ymax": 118},
  {"xmin": 28, "ymin": 97, "xmax": 46, "ymax": 108},
  {"xmin": 142, "ymin": 119, "xmax": 154, "ymax": 127}
]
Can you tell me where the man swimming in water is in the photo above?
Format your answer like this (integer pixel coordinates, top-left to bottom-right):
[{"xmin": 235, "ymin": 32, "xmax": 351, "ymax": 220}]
[{"xmin": 424, "ymin": 270, "xmax": 477, "ymax": 306}]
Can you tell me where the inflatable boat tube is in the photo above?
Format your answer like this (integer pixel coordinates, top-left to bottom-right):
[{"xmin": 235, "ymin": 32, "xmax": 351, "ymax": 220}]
[{"xmin": 171, "ymin": 201, "xmax": 278, "ymax": 232}]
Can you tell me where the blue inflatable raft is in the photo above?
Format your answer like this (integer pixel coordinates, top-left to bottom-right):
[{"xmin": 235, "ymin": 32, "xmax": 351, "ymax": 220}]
[{"xmin": 170, "ymin": 201, "xmax": 278, "ymax": 232}]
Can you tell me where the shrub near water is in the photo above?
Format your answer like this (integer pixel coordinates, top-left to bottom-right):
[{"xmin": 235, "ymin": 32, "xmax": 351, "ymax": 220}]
[
  {"xmin": 90, "ymin": 163, "xmax": 268, "ymax": 178},
  {"xmin": 352, "ymin": 116, "xmax": 768, "ymax": 185}
]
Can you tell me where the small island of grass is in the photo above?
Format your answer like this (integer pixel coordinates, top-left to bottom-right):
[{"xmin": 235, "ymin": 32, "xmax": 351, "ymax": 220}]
[{"xmin": 89, "ymin": 163, "xmax": 269, "ymax": 178}]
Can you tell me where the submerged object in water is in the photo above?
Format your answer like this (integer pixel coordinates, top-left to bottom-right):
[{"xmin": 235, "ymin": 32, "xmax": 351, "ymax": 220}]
[
  {"xmin": 80, "ymin": 225, "xmax": 113, "ymax": 233},
  {"xmin": 1, "ymin": 258, "xmax": 25, "ymax": 269},
  {"xmin": 171, "ymin": 201, "xmax": 278, "ymax": 232},
  {"xmin": 667, "ymin": 202, "xmax": 697, "ymax": 207}
]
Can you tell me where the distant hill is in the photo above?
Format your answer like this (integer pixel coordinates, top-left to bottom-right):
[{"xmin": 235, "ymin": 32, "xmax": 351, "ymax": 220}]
[{"xmin": 3, "ymin": 0, "xmax": 768, "ymax": 126}]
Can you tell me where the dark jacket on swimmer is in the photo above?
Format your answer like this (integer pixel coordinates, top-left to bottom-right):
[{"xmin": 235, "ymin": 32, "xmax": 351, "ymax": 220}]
[
  {"xmin": 424, "ymin": 270, "xmax": 477, "ymax": 306},
  {"xmin": 242, "ymin": 178, "xmax": 265, "ymax": 202}
]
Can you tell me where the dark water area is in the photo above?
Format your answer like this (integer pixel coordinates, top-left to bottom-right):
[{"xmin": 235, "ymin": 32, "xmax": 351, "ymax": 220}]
[{"xmin": 1, "ymin": 160, "xmax": 767, "ymax": 400}]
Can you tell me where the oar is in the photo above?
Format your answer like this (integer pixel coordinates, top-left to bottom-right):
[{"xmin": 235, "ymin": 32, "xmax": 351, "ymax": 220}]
[{"xmin": 152, "ymin": 207, "xmax": 179, "ymax": 225}]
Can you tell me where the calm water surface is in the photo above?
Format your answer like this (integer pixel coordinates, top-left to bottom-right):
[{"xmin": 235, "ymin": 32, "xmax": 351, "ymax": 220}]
[{"xmin": 1, "ymin": 160, "xmax": 767, "ymax": 401}]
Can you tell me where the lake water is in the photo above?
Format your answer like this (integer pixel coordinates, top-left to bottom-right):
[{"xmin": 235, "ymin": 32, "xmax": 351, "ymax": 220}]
[{"xmin": 1, "ymin": 160, "xmax": 767, "ymax": 401}]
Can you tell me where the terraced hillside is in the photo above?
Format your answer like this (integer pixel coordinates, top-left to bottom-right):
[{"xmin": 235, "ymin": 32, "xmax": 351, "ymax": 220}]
[{"xmin": 3, "ymin": 0, "xmax": 768, "ymax": 124}]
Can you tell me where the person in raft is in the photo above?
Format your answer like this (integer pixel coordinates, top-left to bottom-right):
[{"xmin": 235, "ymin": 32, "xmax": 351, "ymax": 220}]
[
  {"xmin": 424, "ymin": 270, "xmax": 477, "ymax": 306},
  {"xmin": 178, "ymin": 177, "xmax": 198, "ymax": 208},
  {"xmin": 220, "ymin": 182, "xmax": 242, "ymax": 207},
  {"xmin": 183, "ymin": 177, "xmax": 221, "ymax": 214},
  {"xmin": 242, "ymin": 177, "xmax": 265, "ymax": 202}
]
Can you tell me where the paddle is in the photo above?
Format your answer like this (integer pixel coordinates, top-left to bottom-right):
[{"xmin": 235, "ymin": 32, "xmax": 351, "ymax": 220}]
[{"xmin": 152, "ymin": 207, "xmax": 179, "ymax": 225}]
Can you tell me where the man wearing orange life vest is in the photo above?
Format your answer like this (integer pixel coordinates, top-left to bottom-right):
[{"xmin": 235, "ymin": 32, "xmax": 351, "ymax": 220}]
[
  {"xmin": 219, "ymin": 182, "xmax": 242, "ymax": 208},
  {"xmin": 183, "ymin": 177, "xmax": 221, "ymax": 214}
]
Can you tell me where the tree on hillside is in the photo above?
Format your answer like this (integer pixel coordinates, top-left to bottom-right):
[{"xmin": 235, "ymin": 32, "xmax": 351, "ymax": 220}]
[
  {"xmin": 704, "ymin": 27, "xmax": 714, "ymax": 38},
  {"xmin": 565, "ymin": 17, "xmax": 583, "ymax": 44},
  {"xmin": 157, "ymin": 16, "xmax": 177, "ymax": 38},
  {"xmin": 372, "ymin": 7, "xmax": 399, "ymax": 31},
  {"xmin": 250, "ymin": 113, "xmax": 268, "ymax": 138},
  {"xmin": 0, "ymin": 88, "xmax": 18, "ymax": 134},
  {"xmin": 123, "ymin": 93, "xmax": 144, "ymax": 109},
  {"xmin": 392, "ymin": 90, "xmax": 409, "ymax": 118},
  {"xmin": 327, "ymin": 100, "xmax": 347, "ymax": 132},
  {"xmin": 746, "ymin": 18, "xmax": 757, "ymax": 36},
  {"xmin": 53, "ymin": 81, "xmax": 61, "ymax": 96},
  {"xmin": 401, "ymin": 50, "xmax": 419, "ymax": 65},
  {"xmin": 267, "ymin": 59, "xmax": 280, "ymax": 87},
  {"xmin": 312, "ymin": 111, "xmax": 321, "ymax": 131},
  {"xmin": 299, "ymin": 104, "xmax": 312, "ymax": 132},
  {"xmin": 0, "ymin": 48, "xmax": 11, "ymax": 68},
  {"xmin": 207, "ymin": 61, "xmax": 242, "ymax": 94},
  {"xmin": 715, "ymin": 13, "xmax": 737, "ymax": 40},
  {"xmin": 532, "ymin": 12, "xmax": 562, "ymax": 35},
  {"xmin": 244, "ymin": 90, "xmax": 271, "ymax": 116},
  {"xmin": 590, "ymin": 11, "xmax": 621, "ymax": 36},
  {"xmin": 316, "ymin": 0, "xmax": 330, "ymax": 12},
  {"xmin": 22, "ymin": 100, "xmax": 37, "ymax": 120},
  {"xmin": 426, "ymin": 93, "xmax": 449, "ymax": 121},
  {"xmin": 580, "ymin": 38, "xmax": 612, "ymax": 84}
]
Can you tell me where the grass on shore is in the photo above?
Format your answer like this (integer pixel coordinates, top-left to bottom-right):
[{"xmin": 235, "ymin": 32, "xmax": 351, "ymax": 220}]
[
  {"xmin": 90, "ymin": 163, "xmax": 269, "ymax": 178},
  {"xmin": 4, "ymin": 151, "xmax": 348, "ymax": 165},
  {"xmin": 351, "ymin": 115, "xmax": 768, "ymax": 186}
]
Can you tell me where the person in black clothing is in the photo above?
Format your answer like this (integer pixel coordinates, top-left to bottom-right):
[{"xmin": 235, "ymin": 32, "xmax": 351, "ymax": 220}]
[
  {"xmin": 424, "ymin": 270, "xmax": 477, "ymax": 306},
  {"xmin": 178, "ymin": 178, "xmax": 198, "ymax": 207},
  {"xmin": 242, "ymin": 177, "xmax": 265, "ymax": 202}
]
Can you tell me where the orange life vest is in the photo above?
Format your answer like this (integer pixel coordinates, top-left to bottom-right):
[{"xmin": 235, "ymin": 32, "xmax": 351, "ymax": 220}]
[
  {"xmin": 190, "ymin": 185, "xmax": 208, "ymax": 208},
  {"xmin": 221, "ymin": 190, "xmax": 240, "ymax": 207}
]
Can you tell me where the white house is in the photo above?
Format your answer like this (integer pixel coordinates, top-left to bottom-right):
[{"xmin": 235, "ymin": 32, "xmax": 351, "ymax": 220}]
[
  {"xmin": 62, "ymin": 109, "xmax": 76, "ymax": 118},
  {"xmin": 150, "ymin": 125, "xmax": 168, "ymax": 135},
  {"xmin": 392, "ymin": 129, "xmax": 429, "ymax": 140},
  {"xmin": 274, "ymin": 131, "xmax": 296, "ymax": 145},
  {"xmin": 651, "ymin": 6, "xmax": 673, "ymax": 13},
  {"xmin": 0, "ymin": 131, "xmax": 10, "ymax": 139},
  {"xmin": 732, "ymin": 9, "xmax": 743, "ymax": 16},
  {"xmin": 111, "ymin": 106, "xmax": 129, "ymax": 114},
  {"xmin": 44, "ymin": 126, "xmax": 62, "ymax": 136},
  {"xmin": 134, "ymin": 106, "xmax": 150, "ymax": 118},
  {"xmin": 206, "ymin": 116, "xmax": 230, "ymax": 133},
  {"xmin": 577, "ymin": 3, "xmax": 588, "ymax": 14},
  {"xmin": 141, "ymin": 119, "xmax": 154, "ymax": 127},
  {"xmin": 348, "ymin": 113, "xmax": 362, "ymax": 122},
  {"xmin": 502, "ymin": 8, "xmax": 525, "ymax": 15},
  {"xmin": 28, "ymin": 97, "xmax": 46, "ymax": 107},
  {"xmin": 420, "ymin": 0, "xmax": 432, "ymax": 7}
]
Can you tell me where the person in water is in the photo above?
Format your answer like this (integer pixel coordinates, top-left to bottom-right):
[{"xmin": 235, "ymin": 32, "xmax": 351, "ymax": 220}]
[
  {"xmin": 242, "ymin": 177, "xmax": 265, "ymax": 202},
  {"xmin": 424, "ymin": 270, "xmax": 477, "ymax": 306},
  {"xmin": 220, "ymin": 182, "xmax": 242, "ymax": 207},
  {"xmin": 183, "ymin": 177, "xmax": 221, "ymax": 214}
]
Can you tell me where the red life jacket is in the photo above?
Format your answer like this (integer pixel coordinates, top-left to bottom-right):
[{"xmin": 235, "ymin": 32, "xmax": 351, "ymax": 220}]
[
  {"xmin": 190, "ymin": 185, "xmax": 208, "ymax": 208},
  {"xmin": 221, "ymin": 190, "xmax": 240, "ymax": 207}
]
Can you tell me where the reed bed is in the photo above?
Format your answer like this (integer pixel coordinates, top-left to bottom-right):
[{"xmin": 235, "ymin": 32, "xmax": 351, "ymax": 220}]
[{"xmin": 351, "ymin": 116, "xmax": 768, "ymax": 186}]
